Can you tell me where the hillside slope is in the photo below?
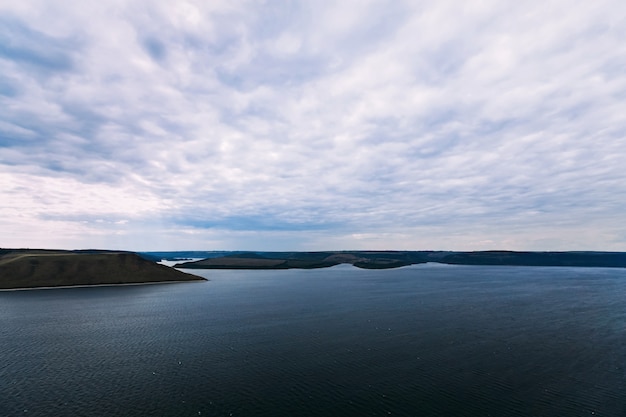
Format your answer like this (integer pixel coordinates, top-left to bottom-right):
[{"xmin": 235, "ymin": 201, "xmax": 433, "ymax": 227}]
[{"xmin": 0, "ymin": 250, "xmax": 205, "ymax": 289}]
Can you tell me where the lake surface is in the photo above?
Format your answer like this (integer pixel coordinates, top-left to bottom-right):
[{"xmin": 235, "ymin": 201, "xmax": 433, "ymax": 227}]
[{"xmin": 1, "ymin": 264, "xmax": 625, "ymax": 416}]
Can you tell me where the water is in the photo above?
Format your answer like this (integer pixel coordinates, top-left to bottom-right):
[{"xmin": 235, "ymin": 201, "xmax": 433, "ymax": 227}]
[{"xmin": 1, "ymin": 264, "xmax": 625, "ymax": 416}]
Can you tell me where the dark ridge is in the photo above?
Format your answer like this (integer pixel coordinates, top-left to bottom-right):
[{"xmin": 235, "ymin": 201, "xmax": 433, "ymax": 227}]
[
  {"xmin": 171, "ymin": 250, "xmax": 626, "ymax": 270},
  {"xmin": 223, "ymin": 252, "xmax": 269, "ymax": 259},
  {"xmin": 140, "ymin": 251, "xmax": 238, "ymax": 261},
  {"xmin": 440, "ymin": 251, "xmax": 626, "ymax": 267}
]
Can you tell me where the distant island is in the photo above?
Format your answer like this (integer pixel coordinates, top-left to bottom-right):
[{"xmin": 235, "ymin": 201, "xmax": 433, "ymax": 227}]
[
  {"xmin": 166, "ymin": 250, "xmax": 626, "ymax": 270},
  {"xmin": 0, "ymin": 249, "xmax": 205, "ymax": 290}
]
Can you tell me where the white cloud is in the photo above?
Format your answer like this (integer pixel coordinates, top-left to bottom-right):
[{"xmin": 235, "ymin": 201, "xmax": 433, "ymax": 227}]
[{"xmin": 1, "ymin": 0, "xmax": 625, "ymax": 251}]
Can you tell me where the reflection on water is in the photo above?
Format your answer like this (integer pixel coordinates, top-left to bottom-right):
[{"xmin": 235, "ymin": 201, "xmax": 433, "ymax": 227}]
[{"xmin": 1, "ymin": 264, "xmax": 625, "ymax": 416}]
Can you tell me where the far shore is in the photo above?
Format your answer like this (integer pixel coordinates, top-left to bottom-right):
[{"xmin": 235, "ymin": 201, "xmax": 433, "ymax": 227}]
[
  {"xmin": 3, "ymin": 249, "xmax": 626, "ymax": 291},
  {"xmin": 169, "ymin": 250, "xmax": 626, "ymax": 270}
]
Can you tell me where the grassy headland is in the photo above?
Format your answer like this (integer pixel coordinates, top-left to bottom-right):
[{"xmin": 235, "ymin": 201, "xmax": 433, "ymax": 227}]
[{"xmin": 0, "ymin": 249, "xmax": 205, "ymax": 290}]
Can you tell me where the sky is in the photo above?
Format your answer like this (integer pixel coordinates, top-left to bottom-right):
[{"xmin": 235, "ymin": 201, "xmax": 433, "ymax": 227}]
[{"xmin": 1, "ymin": 0, "xmax": 625, "ymax": 252}]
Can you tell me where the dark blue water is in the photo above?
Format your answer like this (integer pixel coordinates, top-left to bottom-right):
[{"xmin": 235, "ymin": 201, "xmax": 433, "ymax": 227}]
[{"xmin": 1, "ymin": 264, "xmax": 625, "ymax": 416}]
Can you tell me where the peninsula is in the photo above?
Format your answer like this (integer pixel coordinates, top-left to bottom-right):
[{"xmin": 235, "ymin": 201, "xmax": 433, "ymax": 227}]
[{"xmin": 0, "ymin": 249, "xmax": 205, "ymax": 290}]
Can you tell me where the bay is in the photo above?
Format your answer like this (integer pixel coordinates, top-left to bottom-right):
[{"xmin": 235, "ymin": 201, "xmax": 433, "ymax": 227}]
[{"xmin": 1, "ymin": 264, "xmax": 625, "ymax": 416}]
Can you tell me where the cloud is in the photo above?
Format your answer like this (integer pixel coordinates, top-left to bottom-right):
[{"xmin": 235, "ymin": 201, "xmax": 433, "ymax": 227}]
[
  {"xmin": 0, "ymin": 16, "xmax": 77, "ymax": 73},
  {"xmin": 1, "ymin": 0, "xmax": 625, "ymax": 251},
  {"xmin": 142, "ymin": 37, "xmax": 167, "ymax": 62}
]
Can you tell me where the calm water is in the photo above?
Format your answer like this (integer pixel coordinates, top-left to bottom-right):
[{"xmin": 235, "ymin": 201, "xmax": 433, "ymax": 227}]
[{"xmin": 1, "ymin": 264, "xmax": 625, "ymax": 416}]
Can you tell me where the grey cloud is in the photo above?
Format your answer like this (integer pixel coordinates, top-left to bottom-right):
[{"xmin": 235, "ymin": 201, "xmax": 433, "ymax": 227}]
[
  {"xmin": 0, "ymin": 76, "xmax": 19, "ymax": 97},
  {"xmin": 142, "ymin": 37, "xmax": 167, "ymax": 62},
  {"xmin": 0, "ymin": 16, "xmax": 78, "ymax": 73}
]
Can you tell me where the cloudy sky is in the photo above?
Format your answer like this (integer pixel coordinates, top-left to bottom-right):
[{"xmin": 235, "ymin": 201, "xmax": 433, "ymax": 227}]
[{"xmin": 1, "ymin": 1, "xmax": 625, "ymax": 251}]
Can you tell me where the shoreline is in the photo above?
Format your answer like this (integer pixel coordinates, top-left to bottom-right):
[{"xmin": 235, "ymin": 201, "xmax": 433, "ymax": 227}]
[{"xmin": 0, "ymin": 279, "xmax": 207, "ymax": 292}]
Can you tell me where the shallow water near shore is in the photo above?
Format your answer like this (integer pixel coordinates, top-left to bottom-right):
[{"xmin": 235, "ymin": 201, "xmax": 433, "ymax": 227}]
[{"xmin": 1, "ymin": 264, "xmax": 625, "ymax": 416}]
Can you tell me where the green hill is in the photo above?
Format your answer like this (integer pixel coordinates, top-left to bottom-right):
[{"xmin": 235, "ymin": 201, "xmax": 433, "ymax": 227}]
[{"xmin": 0, "ymin": 250, "xmax": 205, "ymax": 290}]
